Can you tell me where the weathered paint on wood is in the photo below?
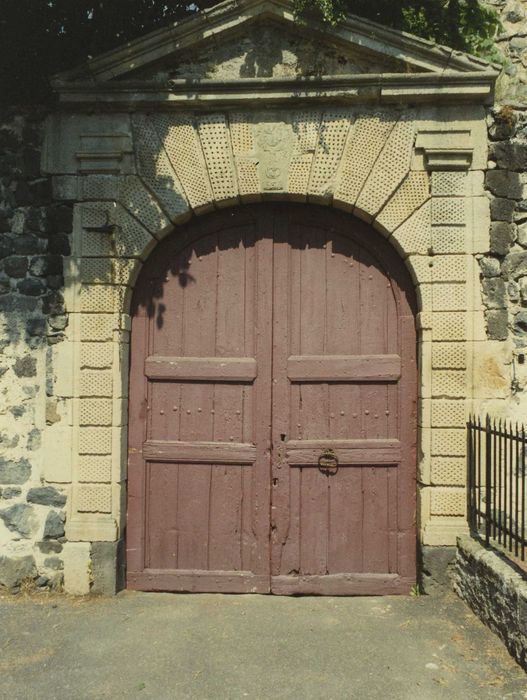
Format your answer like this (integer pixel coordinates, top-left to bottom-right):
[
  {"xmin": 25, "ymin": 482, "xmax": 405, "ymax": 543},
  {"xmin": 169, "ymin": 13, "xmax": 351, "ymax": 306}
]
[{"xmin": 127, "ymin": 204, "xmax": 417, "ymax": 595}]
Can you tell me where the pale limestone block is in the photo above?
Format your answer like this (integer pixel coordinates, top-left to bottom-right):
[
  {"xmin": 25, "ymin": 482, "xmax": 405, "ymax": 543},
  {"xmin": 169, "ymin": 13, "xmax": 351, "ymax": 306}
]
[
  {"xmin": 355, "ymin": 113, "xmax": 415, "ymax": 219},
  {"xmin": 431, "ymin": 457, "xmax": 466, "ymax": 486},
  {"xmin": 406, "ymin": 255, "xmax": 433, "ymax": 285},
  {"xmin": 198, "ymin": 114, "xmax": 239, "ymax": 205},
  {"xmin": 431, "ymin": 226, "xmax": 466, "ymax": 255},
  {"xmin": 422, "ymin": 516, "xmax": 469, "ymax": 546},
  {"xmin": 79, "ymin": 285, "xmax": 122, "ymax": 313},
  {"xmin": 430, "ymin": 488, "xmax": 466, "ymax": 516},
  {"xmin": 112, "ymin": 398, "xmax": 128, "ymax": 427},
  {"xmin": 417, "ymin": 312, "xmax": 433, "ymax": 331},
  {"xmin": 78, "ymin": 399, "xmax": 113, "ymax": 426},
  {"xmin": 432, "ymin": 255, "xmax": 470, "ymax": 283},
  {"xmin": 470, "ymin": 196, "xmax": 491, "ymax": 254},
  {"xmin": 417, "ymin": 284, "xmax": 432, "ymax": 312},
  {"xmin": 153, "ymin": 113, "xmax": 213, "ymax": 212},
  {"xmin": 80, "ymin": 314, "xmax": 116, "ymax": 342},
  {"xmin": 52, "ymin": 340, "xmax": 75, "ymax": 398},
  {"xmin": 467, "ymin": 310, "xmax": 488, "ymax": 343},
  {"xmin": 80, "ymin": 174, "xmax": 119, "ymax": 201},
  {"xmin": 334, "ymin": 112, "xmax": 396, "ymax": 209},
  {"xmin": 419, "ymin": 342, "xmax": 432, "ymax": 400},
  {"xmin": 431, "ymin": 311, "xmax": 466, "ymax": 342},
  {"xmin": 431, "ymin": 282, "xmax": 467, "ymax": 311},
  {"xmin": 113, "ymin": 482, "xmax": 127, "ymax": 530},
  {"xmin": 471, "ymin": 341, "xmax": 512, "ymax": 400},
  {"xmin": 431, "ymin": 342, "xmax": 467, "ymax": 370},
  {"xmin": 119, "ymin": 175, "xmax": 171, "ymax": 236},
  {"xmin": 53, "ymin": 175, "xmax": 79, "ymax": 200},
  {"xmin": 432, "ymin": 369, "xmax": 467, "ymax": 398},
  {"xmin": 431, "ymin": 428, "xmax": 466, "ymax": 456},
  {"xmin": 430, "ymin": 171, "xmax": 466, "ymax": 197},
  {"xmin": 66, "ymin": 516, "xmax": 117, "ymax": 542},
  {"xmin": 77, "ymin": 484, "xmax": 112, "ymax": 514},
  {"xmin": 466, "ymin": 171, "xmax": 485, "ymax": 197},
  {"xmin": 79, "ymin": 370, "xmax": 113, "ymax": 398},
  {"xmin": 389, "ymin": 201, "xmax": 432, "ymax": 257},
  {"xmin": 131, "ymin": 115, "xmax": 190, "ymax": 222},
  {"xmin": 42, "ymin": 425, "xmax": 73, "ymax": 483},
  {"xmin": 112, "ymin": 427, "xmax": 128, "ymax": 483},
  {"xmin": 431, "ymin": 198, "xmax": 466, "ymax": 226},
  {"xmin": 78, "ymin": 455, "xmax": 112, "ymax": 483},
  {"xmin": 113, "ymin": 258, "xmax": 141, "ymax": 288},
  {"xmin": 235, "ymin": 157, "xmax": 261, "ymax": 200},
  {"xmin": 376, "ymin": 172, "xmax": 430, "ymax": 233},
  {"xmin": 308, "ymin": 110, "xmax": 352, "ymax": 202},
  {"xmin": 419, "ymin": 398, "xmax": 432, "ymax": 429},
  {"xmin": 80, "ymin": 342, "xmax": 113, "ymax": 370},
  {"xmin": 73, "ymin": 204, "xmax": 114, "ymax": 257},
  {"xmin": 229, "ymin": 113, "xmax": 254, "ymax": 155},
  {"xmin": 431, "ymin": 399, "xmax": 467, "ymax": 427},
  {"xmin": 78, "ymin": 427, "xmax": 112, "ymax": 455},
  {"xmin": 63, "ymin": 542, "xmax": 91, "ymax": 595},
  {"xmin": 288, "ymin": 154, "xmax": 313, "ymax": 200}
]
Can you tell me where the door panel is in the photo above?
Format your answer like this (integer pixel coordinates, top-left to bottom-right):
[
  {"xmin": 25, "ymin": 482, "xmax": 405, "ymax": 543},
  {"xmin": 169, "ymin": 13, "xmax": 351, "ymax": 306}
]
[{"xmin": 127, "ymin": 204, "xmax": 417, "ymax": 594}]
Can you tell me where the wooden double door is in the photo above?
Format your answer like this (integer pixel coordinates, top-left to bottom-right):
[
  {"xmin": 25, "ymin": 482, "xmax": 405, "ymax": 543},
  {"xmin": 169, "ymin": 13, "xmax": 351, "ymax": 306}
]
[{"xmin": 127, "ymin": 204, "xmax": 417, "ymax": 595}]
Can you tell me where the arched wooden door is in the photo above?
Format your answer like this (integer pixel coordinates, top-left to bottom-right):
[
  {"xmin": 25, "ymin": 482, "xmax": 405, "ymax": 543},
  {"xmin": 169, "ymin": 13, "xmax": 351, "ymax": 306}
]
[{"xmin": 127, "ymin": 204, "xmax": 417, "ymax": 594}]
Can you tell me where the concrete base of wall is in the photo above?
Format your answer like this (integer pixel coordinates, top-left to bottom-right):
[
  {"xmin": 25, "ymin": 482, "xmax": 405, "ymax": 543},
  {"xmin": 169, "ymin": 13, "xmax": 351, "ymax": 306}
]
[
  {"xmin": 453, "ymin": 535, "xmax": 527, "ymax": 672},
  {"xmin": 419, "ymin": 545, "xmax": 457, "ymax": 595}
]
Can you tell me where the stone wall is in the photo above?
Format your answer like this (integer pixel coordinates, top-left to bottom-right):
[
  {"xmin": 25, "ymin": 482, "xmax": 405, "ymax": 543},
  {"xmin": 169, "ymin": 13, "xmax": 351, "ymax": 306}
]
[
  {"xmin": 0, "ymin": 109, "xmax": 72, "ymax": 593},
  {"xmin": 453, "ymin": 536, "xmax": 527, "ymax": 671}
]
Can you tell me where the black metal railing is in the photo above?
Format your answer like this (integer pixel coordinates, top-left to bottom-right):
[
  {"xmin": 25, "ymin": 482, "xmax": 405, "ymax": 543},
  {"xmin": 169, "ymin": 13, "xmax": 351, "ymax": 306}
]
[{"xmin": 467, "ymin": 415, "xmax": 527, "ymax": 562}]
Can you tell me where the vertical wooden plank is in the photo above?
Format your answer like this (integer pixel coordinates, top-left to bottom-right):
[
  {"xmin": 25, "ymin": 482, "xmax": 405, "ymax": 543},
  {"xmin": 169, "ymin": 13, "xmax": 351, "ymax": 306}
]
[
  {"xmin": 328, "ymin": 467, "xmax": 363, "ymax": 573},
  {"xmin": 362, "ymin": 466, "xmax": 389, "ymax": 573},
  {"xmin": 146, "ymin": 463, "xmax": 179, "ymax": 569}
]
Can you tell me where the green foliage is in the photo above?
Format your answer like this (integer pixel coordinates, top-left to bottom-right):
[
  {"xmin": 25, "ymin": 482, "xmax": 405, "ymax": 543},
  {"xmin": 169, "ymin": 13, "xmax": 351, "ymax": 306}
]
[
  {"xmin": 294, "ymin": 0, "xmax": 501, "ymax": 59},
  {"xmin": 0, "ymin": 0, "xmax": 501, "ymax": 106}
]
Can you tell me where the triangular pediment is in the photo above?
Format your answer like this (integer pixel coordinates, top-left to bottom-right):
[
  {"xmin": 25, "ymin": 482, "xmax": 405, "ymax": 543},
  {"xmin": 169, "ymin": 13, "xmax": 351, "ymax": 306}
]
[{"xmin": 53, "ymin": 0, "xmax": 496, "ymax": 87}]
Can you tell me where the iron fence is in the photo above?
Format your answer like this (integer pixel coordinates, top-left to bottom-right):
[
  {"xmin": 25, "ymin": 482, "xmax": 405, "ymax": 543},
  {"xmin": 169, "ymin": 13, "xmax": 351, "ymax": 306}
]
[{"xmin": 467, "ymin": 415, "xmax": 527, "ymax": 562}]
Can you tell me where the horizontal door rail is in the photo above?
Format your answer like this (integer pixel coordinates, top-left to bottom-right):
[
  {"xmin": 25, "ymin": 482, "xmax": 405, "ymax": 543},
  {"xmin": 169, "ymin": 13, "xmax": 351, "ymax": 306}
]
[
  {"xmin": 286, "ymin": 439, "xmax": 401, "ymax": 465},
  {"xmin": 287, "ymin": 355, "xmax": 401, "ymax": 382},
  {"xmin": 143, "ymin": 440, "xmax": 257, "ymax": 464},
  {"xmin": 145, "ymin": 356, "xmax": 257, "ymax": 382}
]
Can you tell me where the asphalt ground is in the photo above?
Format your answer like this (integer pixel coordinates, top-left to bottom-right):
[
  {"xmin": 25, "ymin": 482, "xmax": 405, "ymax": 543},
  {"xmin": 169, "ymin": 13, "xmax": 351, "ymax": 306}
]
[{"xmin": 0, "ymin": 590, "xmax": 525, "ymax": 700}]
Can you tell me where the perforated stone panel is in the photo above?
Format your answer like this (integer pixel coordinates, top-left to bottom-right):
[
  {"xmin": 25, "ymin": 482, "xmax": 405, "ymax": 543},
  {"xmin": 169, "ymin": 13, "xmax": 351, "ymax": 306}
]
[
  {"xmin": 334, "ymin": 112, "xmax": 396, "ymax": 208},
  {"xmin": 431, "ymin": 198, "xmax": 466, "ymax": 226},
  {"xmin": 79, "ymin": 370, "xmax": 113, "ymax": 397},
  {"xmin": 289, "ymin": 154, "xmax": 313, "ymax": 198},
  {"xmin": 431, "ymin": 400, "xmax": 466, "ymax": 427},
  {"xmin": 293, "ymin": 111, "xmax": 321, "ymax": 153},
  {"xmin": 431, "ymin": 343, "xmax": 467, "ymax": 370},
  {"xmin": 432, "ymin": 255, "xmax": 469, "ymax": 283},
  {"xmin": 80, "ymin": 258, "xmax": 113, "ymax": 285},
  {"xmin": 81, "ymin": 175, "xmax": 119, "ymax": 201},
  {"xmin": 430, "ymin": 489, "xmax": 466, "ymax": 516},
  {"xmin": 431, "ymin": 312, "xmax": 466, "ymax": 341},
  {"xmin": 430, "ymin": 172, "xmax": 466, "ymax": 198},
  {"xmin": 431, "ymin": 428, "xmax": 466, "ymax": 456},
  {"xmin": 432, "ymin": 370, "xmax": 466, "ymax": 398},
  {"xmin": 79, "ymin": 399, "xmax": 113, "ymax": 426},
  {"xmin": 229, "ymin": 113, "xmax": 254, "ymax": 154},
  {"xmin": 432, "ymin": 283, "xmax": 467, "ymax": 311},
  {"xmin": 78, "ymin": 455, "xmax": 112, "ymax": 483},
  {"xmin": 80, "ymin": 285, "xmax": 121, "ymax": 313},
  {"xmin": 80, "ymin": 343, "xmax": 113, "ymax": 369},
  {"xmin": 78, "ymin": 427, "xmax": 112, "ymax": 455},
  {"xmin": 235, "ymin": 157, "xmax": 260, "ymax": 198},
  {"xmin": 376, "ymin": 171, "xmax": 430, "ymax": 233},
  {"xmin": 132, "ymin": 115, "xmax": 189, "ymax": 222},
  {"xmin": 431, "ymin": 226, "xmax": 466, "ymax": 255},
  {"xmin": 119, "ymin": 176, "xmax": 170, "ymax": 234},
  {"xmin": 431, "ymin": 457, "xmax": 466, "ymax": 486},
  {"xmin": 77, "ymin": 485, "xmax": 112, "ymax": 513},
  {"xmin": 198, "ymin": 114, "xmax": 238, "ymax": 204},
  {"xmin": 390, "ymin": 201, "xmax": 431, "ymax": 256},
  {"xmin": 80, "ymin": 314, "xmax": 116, "ymax": 342},
  {"xmin": 153, "ymin": 114, "xmax": 213, "ymax": 211},
  {"xmin": 308, "ymin": 111, "xmax": 352, "ymax": 200},
  {"xmin": 355, "ymin": 113, "xmax": 416, "ymax": 218},
  {"xmin": 110, "ymin": 204, "xmax": 156, "ymax": 259}
]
